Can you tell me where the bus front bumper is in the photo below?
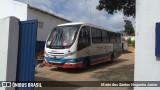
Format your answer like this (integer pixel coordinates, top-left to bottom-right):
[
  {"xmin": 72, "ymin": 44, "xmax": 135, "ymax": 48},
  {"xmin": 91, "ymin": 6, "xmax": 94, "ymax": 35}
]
[{"xmin": 43, "ymin": 61, "xmax": 83, "ymax": 68}]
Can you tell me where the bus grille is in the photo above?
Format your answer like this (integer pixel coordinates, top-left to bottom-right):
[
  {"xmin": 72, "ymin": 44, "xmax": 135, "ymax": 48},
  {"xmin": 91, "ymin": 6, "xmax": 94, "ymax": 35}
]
[
  {"xmin": 49, "ymin": 62, "xmax": 64, "ymax": 65},
  {"xmin": 48, "ymin": 52, "xmax": 64, "ymax": 55}
]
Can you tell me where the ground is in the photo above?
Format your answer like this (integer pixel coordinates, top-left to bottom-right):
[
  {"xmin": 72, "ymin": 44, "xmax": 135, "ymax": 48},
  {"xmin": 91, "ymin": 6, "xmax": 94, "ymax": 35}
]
[{"xmin": 34, "ymin": 52, "xmax": 134, "ymax": 90}]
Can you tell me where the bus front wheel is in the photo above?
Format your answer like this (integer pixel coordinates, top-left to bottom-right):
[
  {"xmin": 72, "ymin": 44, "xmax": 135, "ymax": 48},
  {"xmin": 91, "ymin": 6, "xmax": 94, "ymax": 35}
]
[{"xmin": 81, "ymin": 60, "xmax": 89, "ymax": 71}]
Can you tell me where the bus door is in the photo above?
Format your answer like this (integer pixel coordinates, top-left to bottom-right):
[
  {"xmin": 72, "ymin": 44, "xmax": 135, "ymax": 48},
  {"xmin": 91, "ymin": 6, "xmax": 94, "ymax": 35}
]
[{"xmin": 77, "ymin": 26, "xmax": 91, "ymax": 58}]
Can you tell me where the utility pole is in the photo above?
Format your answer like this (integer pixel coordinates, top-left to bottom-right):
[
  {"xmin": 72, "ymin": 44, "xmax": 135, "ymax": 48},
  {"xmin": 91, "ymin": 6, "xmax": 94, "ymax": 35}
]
[
  {"xmin": 86, "ymin": 0, "xmax": 91, "ymax": 23},
  {"xmin": 89, "ymin": 0, "xmax": 91, "ymax": 23}
]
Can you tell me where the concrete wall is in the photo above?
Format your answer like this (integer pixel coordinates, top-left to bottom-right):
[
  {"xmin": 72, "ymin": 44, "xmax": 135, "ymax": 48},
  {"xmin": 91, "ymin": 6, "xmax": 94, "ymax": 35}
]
[
  {"xmin": 135, "ymin": 0, "xmax": 160, "ymax": 90},
  {"xmin": 122, "ymin": 40, "xmax": 128, "ymax": 51},
  {"xmin": 0, "ymin": 0, "xmax": 28, "ymax": 20},
  {"xmin": 27, "ymin": 7, "xmax": 69, "ymax": 41},
  {"xmin": 0, "ymin": 17, "xmax": 19, "ymax": 90}
]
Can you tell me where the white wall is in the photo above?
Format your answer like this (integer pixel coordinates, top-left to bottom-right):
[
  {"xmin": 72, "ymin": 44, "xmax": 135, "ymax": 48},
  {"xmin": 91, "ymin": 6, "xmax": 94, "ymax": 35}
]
[
  {"xmin": 27, "ymin": 8, "xmax": 69, "ymax": 41},
  {"xmin": 0, "ymin": 17, "xmax": 10, "ymax": 82},
  {"xmin": 122, "ymin": 40, "xmax": 128, "ymax": 51},
  {"xmin": 0, "ymin": 17, "xmax": 19, "ymax": 90},
  {"xmin": 0, "ymin": 0, "xmax": 28, "ymax": 20},
  {"xmin": 135, "ymin": 0, "xmax": 160, "ymax": 90},
  {"xmin": 0, "ymin": 0, "xmax": 70, "ymax": 41}
]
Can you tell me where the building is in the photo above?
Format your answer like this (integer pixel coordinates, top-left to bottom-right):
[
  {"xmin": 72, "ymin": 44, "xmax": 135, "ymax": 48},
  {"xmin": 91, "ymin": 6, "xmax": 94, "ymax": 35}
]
[
  {"xmin": 135, "ymin": 0, "xmax": 160, "ymax": 90},
  {"xmin": 0, "ymin": 0, "xmax": 71, "ymax": 53},
  {"xmin": 0, "ymin": 0, "xmax": 71, "ymax": 42},
  {"xmin": 122, "ymin": 38, "xmax": 128, "ymax": 52}
]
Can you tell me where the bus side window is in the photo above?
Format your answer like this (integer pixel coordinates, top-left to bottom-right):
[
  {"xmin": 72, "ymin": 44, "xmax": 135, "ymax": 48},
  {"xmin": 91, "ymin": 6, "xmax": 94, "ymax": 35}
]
[
  {"xmin": 109, "ymin": 32, "xmax": 112, "ymax": 43},
  {"xmin": 106, "ymin": 31, "xmax": 110, "ymax": 43},
  {"xmin": 115, "ymin": 33, "xmax": 117, "ymax": 43},
  {"xmin": 92, "ymin": 28, "xmax": 102, "ymax": 43},
  {"xmin": 91, "ymin": 28, "xmax": 97, "ymax": 43},
  {"xmin": 102, "ymin": 30, "xmax": 109, "ymax": 43},
  {"xmin": 108, "ymin": 32, "xmax": 110, "ymax": 43},
  {"xmin": 110, "ymin": 32, "xmax": 116, "ymax": 43},
  {"xmin": 97, "ymin": 29, "xmax": 102, "ymax": 43},
  {"xmin": 116, "ymin": 33, "xmax": 121, "ymax": 43},
  {"xmin": 77, "ymin": 26, "xmax": 90, "ymax": 51}
]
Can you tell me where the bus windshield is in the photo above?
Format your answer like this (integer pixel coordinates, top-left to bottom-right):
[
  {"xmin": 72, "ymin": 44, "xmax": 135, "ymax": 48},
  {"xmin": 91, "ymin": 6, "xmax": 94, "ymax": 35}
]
[{"xmin": 46, "ymin": 25, "xmax": 80, "ymax": 49}]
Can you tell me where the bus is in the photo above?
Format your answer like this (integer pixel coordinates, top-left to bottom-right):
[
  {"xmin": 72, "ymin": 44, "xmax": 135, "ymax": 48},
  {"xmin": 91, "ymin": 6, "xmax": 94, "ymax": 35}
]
[{"xmin": 44, "ymin": 22, "xmax": 122, "ymax": 70}]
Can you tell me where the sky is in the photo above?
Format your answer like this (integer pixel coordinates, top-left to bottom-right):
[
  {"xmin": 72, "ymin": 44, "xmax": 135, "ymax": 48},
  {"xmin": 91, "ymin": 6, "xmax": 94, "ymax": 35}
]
[{"xmin": 16, "ymin": 0, "xmax": 135, "ymax": 32}]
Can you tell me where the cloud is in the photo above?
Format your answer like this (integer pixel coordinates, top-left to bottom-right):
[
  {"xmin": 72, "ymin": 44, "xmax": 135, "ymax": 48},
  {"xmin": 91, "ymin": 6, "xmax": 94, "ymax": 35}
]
[
  {"xmin": 16, "ymin": 0, "xmax": 52, "ymax": 7},
  {"xmin": 16, "ymin": 0, "xmax": 135, "ymax": 31}
]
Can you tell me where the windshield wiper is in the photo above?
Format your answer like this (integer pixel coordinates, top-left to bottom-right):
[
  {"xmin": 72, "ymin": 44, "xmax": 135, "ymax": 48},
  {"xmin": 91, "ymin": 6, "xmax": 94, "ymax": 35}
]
[{"xmin": 50, "ymin": 31, "xmax": 59, "ymax": 47}]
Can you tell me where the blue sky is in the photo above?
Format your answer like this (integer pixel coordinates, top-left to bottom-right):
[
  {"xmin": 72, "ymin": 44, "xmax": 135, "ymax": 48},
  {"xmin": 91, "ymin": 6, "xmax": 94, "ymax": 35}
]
[{"xmin": 16, "ymin": 0, "xmax": 135, "ymax": 31}]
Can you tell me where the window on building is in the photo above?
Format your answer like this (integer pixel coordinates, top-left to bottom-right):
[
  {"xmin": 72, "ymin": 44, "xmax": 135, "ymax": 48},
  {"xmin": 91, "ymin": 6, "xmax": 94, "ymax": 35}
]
[{"xmin": 38, "ymin": 21, "xmax": 44, "ymax": 29}]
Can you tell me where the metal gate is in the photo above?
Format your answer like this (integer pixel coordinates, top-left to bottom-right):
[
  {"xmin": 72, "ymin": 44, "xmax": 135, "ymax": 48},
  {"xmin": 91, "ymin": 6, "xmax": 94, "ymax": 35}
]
[{"xmin": 16, "ymin": 20, "xmax": 38, "ymax": 90}]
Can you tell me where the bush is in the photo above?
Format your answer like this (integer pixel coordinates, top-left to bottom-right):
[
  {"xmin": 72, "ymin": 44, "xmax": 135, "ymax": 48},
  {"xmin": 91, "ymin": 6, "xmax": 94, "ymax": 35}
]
[
  {"xmin": 127, "ymin": 37, "xmax": 135, "ymax": 48},
  {"xmin": 131, "ymin": 40, "xmax": 135, "ymax": 48},
  {"xmin": 127, "ymin": 37, "xmax": 132, "ymax": 45}
]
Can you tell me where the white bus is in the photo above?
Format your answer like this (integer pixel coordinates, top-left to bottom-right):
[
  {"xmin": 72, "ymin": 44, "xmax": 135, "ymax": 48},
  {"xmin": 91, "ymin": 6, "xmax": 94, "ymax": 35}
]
[{"xmin": 44, "ymin": 22, "xmax": 122, "ymax": 70}]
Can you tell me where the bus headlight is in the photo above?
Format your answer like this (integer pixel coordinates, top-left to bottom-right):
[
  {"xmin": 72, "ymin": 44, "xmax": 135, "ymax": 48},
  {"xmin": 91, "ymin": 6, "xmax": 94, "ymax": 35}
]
[
  {"xmin": 65, "ymin": 51, "xmax": 76, "ymax": 57},
  {"xmin": 45, "ymin": 52, "xmax": 49, "ymax": 56}
]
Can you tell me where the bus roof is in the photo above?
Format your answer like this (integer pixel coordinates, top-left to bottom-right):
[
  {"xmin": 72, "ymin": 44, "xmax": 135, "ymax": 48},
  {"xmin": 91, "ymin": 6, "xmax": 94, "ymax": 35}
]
[
  {"xmin": 57, "ymin": 22, "xmax": 116, "ymax": 33},
  {"xmin": 57, "ymin": 22, "xmax": 87, "ymax": 26}
]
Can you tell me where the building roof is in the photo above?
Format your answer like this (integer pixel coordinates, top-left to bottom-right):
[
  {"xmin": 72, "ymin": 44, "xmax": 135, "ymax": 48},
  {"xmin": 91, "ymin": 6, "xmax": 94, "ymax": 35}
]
[{"xmin": 28, "ymin": 5, "xmax": 71, "ymax": 22}]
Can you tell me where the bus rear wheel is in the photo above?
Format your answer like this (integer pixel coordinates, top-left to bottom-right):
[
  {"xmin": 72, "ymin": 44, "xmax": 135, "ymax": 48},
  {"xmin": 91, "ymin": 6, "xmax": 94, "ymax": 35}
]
[{"xmin": 109, "ymin": 54, "xmax": 114, "ymax": 63}]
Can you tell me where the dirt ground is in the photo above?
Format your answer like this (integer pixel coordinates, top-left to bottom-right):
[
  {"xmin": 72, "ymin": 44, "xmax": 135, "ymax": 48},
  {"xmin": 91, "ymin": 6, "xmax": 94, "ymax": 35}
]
[
  {"xmin": 128, "ymin": 47, "xmax": 135, "ymax": 53},
  {"xmin": 34, "ymin": 52, "xmax": 134, "ymax": 90}
]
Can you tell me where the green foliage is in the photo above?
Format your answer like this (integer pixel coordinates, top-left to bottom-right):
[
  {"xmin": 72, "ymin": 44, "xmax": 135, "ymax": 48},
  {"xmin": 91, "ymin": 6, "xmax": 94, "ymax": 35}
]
[
  {"xmin": 124, "ymin": 20, "xmax": 135, "ymax": 36},
  {"xmin": 127, "ymin": 37, "xmax": 132, "ymax": 45},
  {"xmin": 127, "ymin": 37, "xmax": 135, "ymax": 47},
  {"xmin": 131, "ymin": 40, "xmax": 135, "ymax": 48},
  {"xmin": 97, "ymin": 0, "xmax": 135, "ymax": 17}
]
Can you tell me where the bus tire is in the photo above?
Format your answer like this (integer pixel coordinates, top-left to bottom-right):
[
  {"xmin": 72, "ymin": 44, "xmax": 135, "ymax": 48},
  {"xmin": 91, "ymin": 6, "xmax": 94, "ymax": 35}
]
[
  {"xmin": 81, "ymin": 60, "xmax": 90, "ymax": 71},
  {"xmin": 109, "ymin": 54, "xmax": 114, "ymax": 63}
]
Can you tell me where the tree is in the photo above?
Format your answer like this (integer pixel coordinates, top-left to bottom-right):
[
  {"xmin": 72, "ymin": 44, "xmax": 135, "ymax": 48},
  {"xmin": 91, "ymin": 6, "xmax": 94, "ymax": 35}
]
[
  {"xmin": 127, "ymin": 37, "xmax": 132, "ymax": 45},
  {"xmin": 124, "ymin": 20, "xmax": 135, "ymax": 36},
  {"xmin": 97, "ymin": 0, "xmax": 135, "ymax": 17}
]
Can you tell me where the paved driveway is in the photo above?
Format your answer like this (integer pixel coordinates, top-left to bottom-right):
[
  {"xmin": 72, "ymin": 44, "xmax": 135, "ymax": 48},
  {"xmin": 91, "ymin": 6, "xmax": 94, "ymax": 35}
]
[{"xmin": 35, "ymin": 53, "xmax": 134, "ymax": 90}]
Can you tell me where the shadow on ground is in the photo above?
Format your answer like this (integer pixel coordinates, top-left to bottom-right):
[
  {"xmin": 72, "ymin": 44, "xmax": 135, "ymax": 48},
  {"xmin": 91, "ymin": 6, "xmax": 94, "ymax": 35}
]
[
  {"xmin": 91, "ymin": 64, "xmax": 134, "ymax": 81},
  {"xmin": 91, "ymin": 63, "xmax": 134, "ymax": 90},
  {"xmin": 122, "ymin": 51, "xmax": 133, "ymax": 54},
  {"xmin": 49, "ymin": 58, "xmax": 129, "ymax": 74}
]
